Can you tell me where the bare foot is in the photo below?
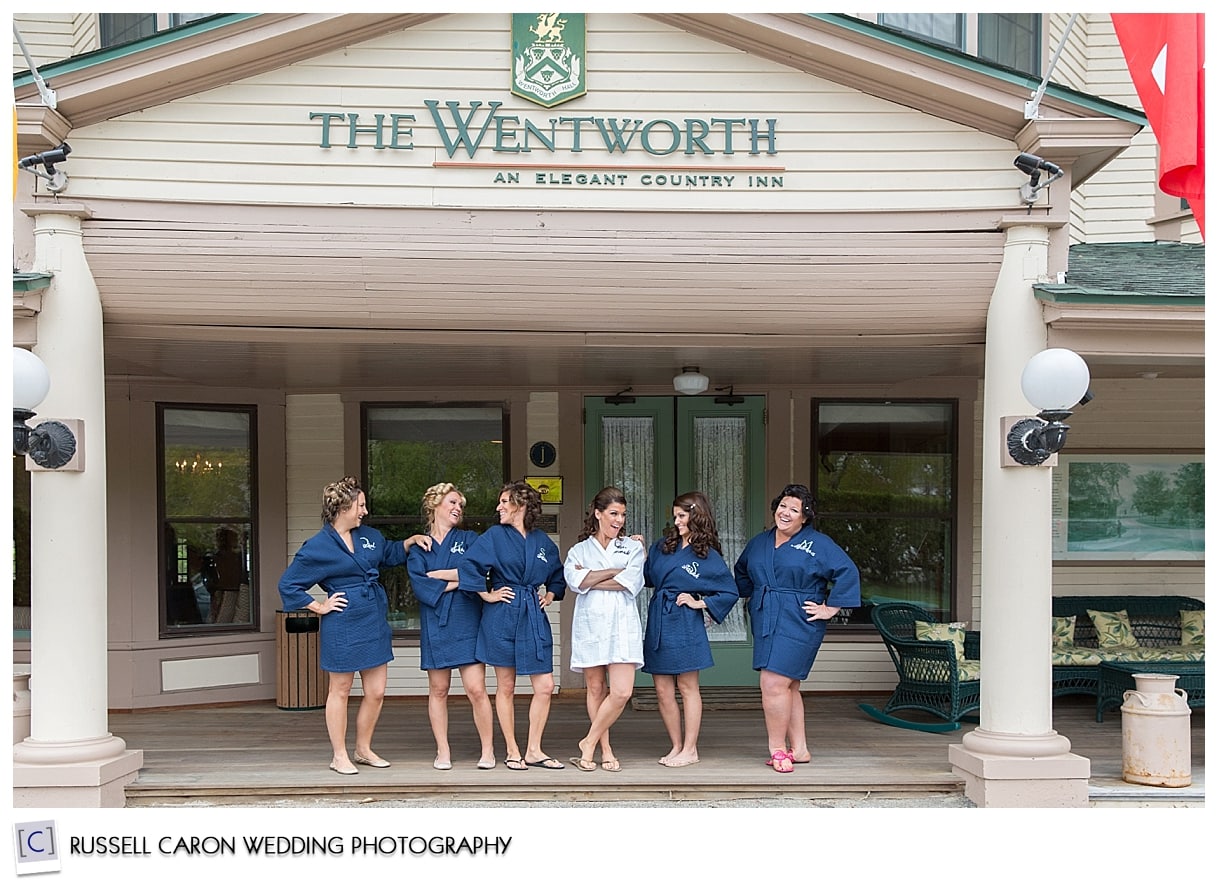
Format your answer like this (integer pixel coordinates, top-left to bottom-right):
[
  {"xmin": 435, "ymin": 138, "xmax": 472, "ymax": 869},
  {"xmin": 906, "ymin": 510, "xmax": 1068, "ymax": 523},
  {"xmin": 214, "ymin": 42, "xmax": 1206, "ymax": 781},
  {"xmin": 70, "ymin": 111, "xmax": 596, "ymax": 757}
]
[
  {"xmin": 577, "ymin": 737, "xmax": 596, "ymax": 763},
  {"xmin": 658, "ymin": 749, "xmax": 680, "ymax": 766}
]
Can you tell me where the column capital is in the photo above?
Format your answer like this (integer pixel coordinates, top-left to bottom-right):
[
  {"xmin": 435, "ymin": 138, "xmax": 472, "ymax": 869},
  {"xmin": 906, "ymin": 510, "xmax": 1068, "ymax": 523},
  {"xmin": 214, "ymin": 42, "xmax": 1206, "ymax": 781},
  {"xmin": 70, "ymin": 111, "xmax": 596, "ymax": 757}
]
[
  {"xmin": 998, "ymin": 214, "xmax": 1067, "ymax": 231},
  {"xmin": 20, "ymin": 201, "xmax": 93, "ymax": 219}
]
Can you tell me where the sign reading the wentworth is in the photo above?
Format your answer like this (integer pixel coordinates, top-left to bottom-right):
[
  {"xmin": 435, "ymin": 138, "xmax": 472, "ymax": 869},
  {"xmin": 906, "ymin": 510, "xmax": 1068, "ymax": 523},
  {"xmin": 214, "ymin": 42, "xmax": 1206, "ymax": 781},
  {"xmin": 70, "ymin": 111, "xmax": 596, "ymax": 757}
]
[{"xmin": 308, "ymin": 103, "xmax": 779, "ymax": 157}]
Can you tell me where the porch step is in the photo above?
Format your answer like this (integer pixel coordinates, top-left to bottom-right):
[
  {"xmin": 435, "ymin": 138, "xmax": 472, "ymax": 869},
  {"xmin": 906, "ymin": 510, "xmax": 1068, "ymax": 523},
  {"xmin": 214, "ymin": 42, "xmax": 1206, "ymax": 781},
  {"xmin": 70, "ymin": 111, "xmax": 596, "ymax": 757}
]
[{"xmin": 630, "ymin": 687, "xmax": 761, "ymax": 711}]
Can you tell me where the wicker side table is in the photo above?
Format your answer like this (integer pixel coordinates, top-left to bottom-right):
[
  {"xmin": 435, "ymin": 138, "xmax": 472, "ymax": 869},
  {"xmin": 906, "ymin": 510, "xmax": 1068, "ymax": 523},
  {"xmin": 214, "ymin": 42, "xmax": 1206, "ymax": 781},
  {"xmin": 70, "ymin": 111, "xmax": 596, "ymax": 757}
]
[{"xmin": 1096, "ymin": 660, "xmax": 1206, "ymax": 722}]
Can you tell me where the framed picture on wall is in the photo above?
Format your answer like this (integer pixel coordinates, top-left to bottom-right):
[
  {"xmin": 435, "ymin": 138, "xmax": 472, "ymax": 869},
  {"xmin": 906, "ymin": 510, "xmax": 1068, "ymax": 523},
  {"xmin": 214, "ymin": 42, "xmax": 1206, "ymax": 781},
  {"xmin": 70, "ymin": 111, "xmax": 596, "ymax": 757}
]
[{"xmin": 1051, "ymin": 453, "xmax": 1204, "ymax": 561}]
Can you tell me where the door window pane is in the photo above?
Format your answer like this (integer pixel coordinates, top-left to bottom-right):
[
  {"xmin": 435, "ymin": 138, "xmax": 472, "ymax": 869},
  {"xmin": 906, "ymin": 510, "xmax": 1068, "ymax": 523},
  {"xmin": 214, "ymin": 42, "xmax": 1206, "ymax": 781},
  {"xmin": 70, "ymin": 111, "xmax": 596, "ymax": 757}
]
[
  {"xmin": 159, "ymin": 406, "xmax": 256, "ymax": 633},
  {"xmin": 692, "ymin": 415, "xmax": 749, "ymax": 641},
  {"xmin": 364, "ymin": 405, "xmax": 507, "ymax": 631},
  {"xmin": 814, "ymin": 401, "xmax": 955, "ymax": 625},
  {"xmin": 600, "ymin": 414, "xmax": 659, "ymax": 640}
]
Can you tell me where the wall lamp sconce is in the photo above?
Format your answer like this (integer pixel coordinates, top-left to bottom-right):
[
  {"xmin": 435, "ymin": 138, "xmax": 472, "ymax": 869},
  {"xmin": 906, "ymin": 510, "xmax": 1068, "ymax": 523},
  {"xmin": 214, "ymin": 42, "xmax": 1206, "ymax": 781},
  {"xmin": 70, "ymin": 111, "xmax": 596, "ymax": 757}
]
[
  {"xmin": 714, "ymin": 384, "xmax": 745, "ymax": 405},
  {"xmin": 1014, "ymin": 152, "xmax": 1063, "ymax": 206},
  {"xmin": 12, "ymin": 348, "xmax": 79, "ymax": 469},
  {"xmin": 673, "ymin": 366, "xmax": 709, "ymax": 395},
  {"xmin": 1004, "ymin": 348, "xmax": 1092, "ymax": 467},
  {"xmin": 17, "ymin": 141, "xmax": 71, "ymax": 193},
  {"xmin": 605, "ymin": 386, "xmax": 636, "ymax": 405}
]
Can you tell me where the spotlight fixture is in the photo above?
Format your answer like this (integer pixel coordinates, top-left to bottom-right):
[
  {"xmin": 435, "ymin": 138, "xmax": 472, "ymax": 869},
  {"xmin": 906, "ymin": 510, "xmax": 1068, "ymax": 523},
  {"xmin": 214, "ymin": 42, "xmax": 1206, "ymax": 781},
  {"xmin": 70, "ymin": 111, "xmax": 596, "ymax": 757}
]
[
  {"xmin": 1013, "ymin": 152, "xmax": 1063, "ymax": 206},
  {"xmin": 673, "ymin": 366, "xmax": 709, "ymax": 396},
  {"xmin": 605, "ymin": 386, "xmax": 637, "ymax": 406},
  {"xmin": 12, "ymin": 348, "xmax": 78, "ymax": 469},
  {"xmin": 16, "ymin": 141, "xmax": 71, "ymax": 193},
  {"xmin": 1005, "ymin": 348, "xmax": 1091, "ymax": 466}
]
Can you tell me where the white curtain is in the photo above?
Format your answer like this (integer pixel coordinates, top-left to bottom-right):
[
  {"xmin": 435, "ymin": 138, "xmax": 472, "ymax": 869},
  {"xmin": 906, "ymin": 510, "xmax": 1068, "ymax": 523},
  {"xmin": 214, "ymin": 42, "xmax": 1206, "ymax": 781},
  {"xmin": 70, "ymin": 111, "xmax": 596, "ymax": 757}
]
[
  {"xmin": 693, "ymin": 416, "xmax": 749, "ymax": 642},
  {"xmin": 602, "ymin": 416, "xmax": 657, "ymax": 629}
]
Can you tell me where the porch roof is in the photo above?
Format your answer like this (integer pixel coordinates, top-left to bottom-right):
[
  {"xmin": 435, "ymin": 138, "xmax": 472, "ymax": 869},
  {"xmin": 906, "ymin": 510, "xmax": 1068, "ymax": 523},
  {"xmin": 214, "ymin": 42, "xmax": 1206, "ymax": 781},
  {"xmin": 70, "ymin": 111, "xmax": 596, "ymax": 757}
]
[{"xmin": 1035, "ymin": 244, "xmax": 1205, "ymax": 367}]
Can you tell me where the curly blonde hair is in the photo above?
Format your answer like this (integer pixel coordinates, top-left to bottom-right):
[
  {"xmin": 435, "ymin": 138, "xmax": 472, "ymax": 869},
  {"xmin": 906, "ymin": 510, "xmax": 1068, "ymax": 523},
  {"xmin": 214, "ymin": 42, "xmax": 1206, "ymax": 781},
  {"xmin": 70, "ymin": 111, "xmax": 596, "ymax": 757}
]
[
  {"xmin": 421, "ymin": 482, "xmax": 467, "ymax": 531},
  {"xmin": 321, "ymin": 475, "xmax": 362, "ymax": 524}
]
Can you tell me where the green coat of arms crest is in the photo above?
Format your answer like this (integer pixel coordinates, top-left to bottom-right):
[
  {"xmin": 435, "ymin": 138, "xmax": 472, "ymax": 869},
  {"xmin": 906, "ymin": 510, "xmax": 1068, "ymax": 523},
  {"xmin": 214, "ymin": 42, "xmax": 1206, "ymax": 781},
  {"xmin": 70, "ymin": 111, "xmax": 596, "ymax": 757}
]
[{"xmin": 511, "ymin": 13, "xmax": 587, "ymax": 107}]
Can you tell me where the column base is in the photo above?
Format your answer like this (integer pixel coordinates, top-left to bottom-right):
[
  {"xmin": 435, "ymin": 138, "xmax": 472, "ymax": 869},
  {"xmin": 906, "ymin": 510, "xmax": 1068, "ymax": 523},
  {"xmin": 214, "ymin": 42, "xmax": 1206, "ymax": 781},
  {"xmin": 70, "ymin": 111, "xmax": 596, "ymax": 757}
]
[
  {"xmin": 13, "ymin": 747, "xmax": 144, "ymax": 808},
  {"xmin": 949, "ymin": 733, "xmax": 1091, "ymax": 807}
]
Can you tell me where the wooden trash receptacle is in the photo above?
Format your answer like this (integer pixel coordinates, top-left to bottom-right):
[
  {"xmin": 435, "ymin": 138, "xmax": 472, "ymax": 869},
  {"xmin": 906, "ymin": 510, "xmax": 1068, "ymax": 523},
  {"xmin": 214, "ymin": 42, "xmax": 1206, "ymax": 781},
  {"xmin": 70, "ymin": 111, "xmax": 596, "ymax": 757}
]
[{"xmin": 276, "ymin": 610, "xmax": 327, "ymax": 710}]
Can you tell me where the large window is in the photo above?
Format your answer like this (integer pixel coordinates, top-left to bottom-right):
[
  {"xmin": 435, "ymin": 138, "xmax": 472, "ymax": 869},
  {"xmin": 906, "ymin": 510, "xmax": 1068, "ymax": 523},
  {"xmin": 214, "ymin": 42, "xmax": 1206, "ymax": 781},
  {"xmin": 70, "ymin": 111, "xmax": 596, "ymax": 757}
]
[
  {"xmin": 158, "ymin": 405, "xmax": 257, "ymax": 635},
  {"xmin": 813, "ymin": 400, "xmax": 956, "ymax": 626},
  {"xmin": 977, "ymin": 14, "xmax": 1041, "ymax": 75},
  {"xmin": 363, "ymin": 404, "xmax": 508, "ymax": 631},
  {"xmin": 879, "ymin": 13, "xmax": 964, "ymax": 50},
  {"xmin": 878, "ymin": 12, "xmax": 1041, "ymax": 76},
  {"xmin": 99, "ymin": 13, "xmax": 216, "ymax": 48}
]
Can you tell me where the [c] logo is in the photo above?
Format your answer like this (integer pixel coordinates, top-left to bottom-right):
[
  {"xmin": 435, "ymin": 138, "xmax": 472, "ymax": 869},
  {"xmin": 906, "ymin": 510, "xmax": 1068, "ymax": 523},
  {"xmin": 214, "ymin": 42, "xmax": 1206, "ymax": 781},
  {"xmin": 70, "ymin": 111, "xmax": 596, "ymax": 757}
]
[
  {"xmin": 12, "ymin": 820, "xmax": 61, "ymax": 875},
  {"xmin": 511, "ymin": 13, "xmax": 587, "ymax": 108}
]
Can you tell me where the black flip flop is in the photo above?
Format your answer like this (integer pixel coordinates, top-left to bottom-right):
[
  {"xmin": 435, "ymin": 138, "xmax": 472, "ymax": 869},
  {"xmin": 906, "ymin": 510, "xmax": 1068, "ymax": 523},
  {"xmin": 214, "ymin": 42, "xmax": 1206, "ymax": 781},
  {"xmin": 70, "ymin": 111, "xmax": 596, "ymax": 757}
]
[
  {"xmin": 504, "ymin": 757, "xmax": 527, "ymax": 771},
  {"xmin": 525, "ymin": 757, "xmax": 565, "ymax": 770}
]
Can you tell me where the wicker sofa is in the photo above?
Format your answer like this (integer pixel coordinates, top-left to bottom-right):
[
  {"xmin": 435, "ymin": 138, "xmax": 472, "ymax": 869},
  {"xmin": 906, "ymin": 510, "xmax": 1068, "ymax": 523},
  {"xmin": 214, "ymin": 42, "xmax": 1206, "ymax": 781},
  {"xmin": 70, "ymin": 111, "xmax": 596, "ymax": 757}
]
[{"xmin": 1050, "ymin": 595, "xmax": 1205, "ymax": 698}]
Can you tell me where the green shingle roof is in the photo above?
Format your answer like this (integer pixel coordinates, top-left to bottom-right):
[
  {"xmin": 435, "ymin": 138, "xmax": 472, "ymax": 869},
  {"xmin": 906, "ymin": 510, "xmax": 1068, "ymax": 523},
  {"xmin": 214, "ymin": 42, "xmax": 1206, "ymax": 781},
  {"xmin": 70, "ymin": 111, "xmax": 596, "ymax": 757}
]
[{"xmin": 1034, "ymin": 242, "xmax": 1204, "ymax": 306}]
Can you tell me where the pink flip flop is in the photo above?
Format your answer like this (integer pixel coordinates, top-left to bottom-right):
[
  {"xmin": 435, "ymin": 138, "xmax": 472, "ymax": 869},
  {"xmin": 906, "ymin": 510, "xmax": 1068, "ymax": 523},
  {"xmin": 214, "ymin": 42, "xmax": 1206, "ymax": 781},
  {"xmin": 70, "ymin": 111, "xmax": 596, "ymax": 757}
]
[{"xmin": 766, "ymin": 749, "xmax": 794, "ymax": 773}]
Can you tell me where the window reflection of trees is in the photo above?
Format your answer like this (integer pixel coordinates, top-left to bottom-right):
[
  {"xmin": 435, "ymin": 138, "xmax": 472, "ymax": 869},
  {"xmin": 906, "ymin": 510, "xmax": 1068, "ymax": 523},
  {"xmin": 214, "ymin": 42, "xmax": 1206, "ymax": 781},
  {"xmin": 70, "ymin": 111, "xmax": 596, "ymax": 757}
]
[{"xmin": 815, "ymin": 402, "xmax": 955, "ymax": 623}]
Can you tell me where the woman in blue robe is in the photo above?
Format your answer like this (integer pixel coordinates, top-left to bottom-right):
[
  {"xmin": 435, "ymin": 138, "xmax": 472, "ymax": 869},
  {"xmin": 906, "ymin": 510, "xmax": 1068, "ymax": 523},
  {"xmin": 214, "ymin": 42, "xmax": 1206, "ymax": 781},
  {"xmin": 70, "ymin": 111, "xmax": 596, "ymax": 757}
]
[
  {"xmin": 642, "ymin": 490, "xmax": 738, "ymax": 767},
  {"xmin": 407, "ymin": 482, "xmax": 495, "ymax": 771},
  {"xmin": 734, "ymin": 483, "xmax": 860, "ymax": 772},
  {"xmin": 278, "ymin": 475, "xmax": 431, "ymax": 775},
  {"xmin": 458, "ymin": 480, "xmax": 566, "ymax": 771}
]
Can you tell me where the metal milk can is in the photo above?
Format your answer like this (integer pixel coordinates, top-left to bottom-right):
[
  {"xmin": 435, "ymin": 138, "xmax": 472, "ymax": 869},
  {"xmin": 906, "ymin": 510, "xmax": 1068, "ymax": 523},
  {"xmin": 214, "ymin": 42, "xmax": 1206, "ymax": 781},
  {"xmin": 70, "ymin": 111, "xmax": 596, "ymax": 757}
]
[{"xmin": 1121, "ymin": 672, "xmax": 1192, "ymax": 787}]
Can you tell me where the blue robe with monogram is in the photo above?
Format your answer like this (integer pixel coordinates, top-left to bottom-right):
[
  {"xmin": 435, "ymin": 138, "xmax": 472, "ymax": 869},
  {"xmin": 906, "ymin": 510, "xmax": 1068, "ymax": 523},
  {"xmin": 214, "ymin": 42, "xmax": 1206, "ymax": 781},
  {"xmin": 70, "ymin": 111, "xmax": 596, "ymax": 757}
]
[
  {"xmin": 408, "ymin": 528, "xmax": 483, "ymax": 671},
  {"xmin": 641, "ymin": 540, "xmax": 739, "ymax": 676},
  {"xmin": 734, "ymin": 525, "xmax": 861, "ymax": 680},
  {"xmin": 278, "ymin": 523, "xmax": 406, "ymax": 673},
  {"xmin": 458, "ymin": 524, "xmax": 565, "ymax": 675}
]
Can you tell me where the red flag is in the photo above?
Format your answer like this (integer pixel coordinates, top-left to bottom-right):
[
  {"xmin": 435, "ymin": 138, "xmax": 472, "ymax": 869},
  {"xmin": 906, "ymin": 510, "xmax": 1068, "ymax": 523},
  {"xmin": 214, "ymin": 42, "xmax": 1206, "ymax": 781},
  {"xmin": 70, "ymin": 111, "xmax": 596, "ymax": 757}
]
[{"xmin": 1111, "ymin": 13, "xmax": 1205, "ymax": 238}]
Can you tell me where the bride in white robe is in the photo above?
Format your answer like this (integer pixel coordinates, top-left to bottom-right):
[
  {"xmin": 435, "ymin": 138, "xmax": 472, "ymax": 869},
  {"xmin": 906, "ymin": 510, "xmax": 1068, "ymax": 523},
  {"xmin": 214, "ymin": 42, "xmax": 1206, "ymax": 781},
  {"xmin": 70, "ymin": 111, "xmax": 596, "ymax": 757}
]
[{"xmin": 564, "ymin": 487, "xmax": 645, "ymax": 771}]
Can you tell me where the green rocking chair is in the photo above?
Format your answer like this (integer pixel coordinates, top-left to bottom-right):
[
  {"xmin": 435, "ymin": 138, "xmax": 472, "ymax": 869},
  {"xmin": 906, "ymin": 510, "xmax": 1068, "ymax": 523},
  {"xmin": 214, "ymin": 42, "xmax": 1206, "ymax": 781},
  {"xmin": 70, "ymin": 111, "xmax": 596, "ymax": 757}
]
[{"xmin": 858, "ymin": 602, "xmax": 982, "ymax": 733}]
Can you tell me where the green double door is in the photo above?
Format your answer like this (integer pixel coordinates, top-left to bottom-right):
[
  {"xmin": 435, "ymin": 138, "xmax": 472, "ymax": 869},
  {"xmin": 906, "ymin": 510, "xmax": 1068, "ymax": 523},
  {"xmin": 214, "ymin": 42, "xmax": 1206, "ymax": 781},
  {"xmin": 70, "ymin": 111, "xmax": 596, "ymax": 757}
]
[{"xmin": 583, "ymin": 395, "xmax": 766, "ymax": 686}]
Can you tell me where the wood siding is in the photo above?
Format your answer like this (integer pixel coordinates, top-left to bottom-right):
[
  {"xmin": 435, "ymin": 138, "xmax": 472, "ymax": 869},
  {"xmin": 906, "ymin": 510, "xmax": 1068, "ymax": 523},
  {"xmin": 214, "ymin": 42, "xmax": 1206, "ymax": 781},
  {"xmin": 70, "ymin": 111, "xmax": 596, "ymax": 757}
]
[
  {"xmin": 83, "ymin": 210, "xmax": 1005, "ymax": 345},
  {"xmin": 12, "ymin": 13, "xmax": 77, "ymax": 72},
  {"xmin": 61, "ymin": 13, "xmax": 1019, "ymax": 213}
]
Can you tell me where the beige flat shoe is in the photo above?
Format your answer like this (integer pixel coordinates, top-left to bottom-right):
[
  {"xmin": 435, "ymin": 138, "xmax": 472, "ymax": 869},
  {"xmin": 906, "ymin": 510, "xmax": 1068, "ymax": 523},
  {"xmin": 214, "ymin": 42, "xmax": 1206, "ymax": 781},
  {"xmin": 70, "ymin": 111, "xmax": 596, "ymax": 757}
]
[{"xmin": 354, "ymin": 753, "xmax": 390, "ymax": 768}]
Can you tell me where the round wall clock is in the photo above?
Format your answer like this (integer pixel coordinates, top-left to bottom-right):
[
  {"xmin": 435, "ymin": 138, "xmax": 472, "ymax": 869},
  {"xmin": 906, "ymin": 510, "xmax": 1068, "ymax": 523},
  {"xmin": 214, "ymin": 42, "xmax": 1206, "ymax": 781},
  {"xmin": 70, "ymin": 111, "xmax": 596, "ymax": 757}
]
[{"xmin": 529, "ymin": 441, "xmax": 557, "ymax": 468}]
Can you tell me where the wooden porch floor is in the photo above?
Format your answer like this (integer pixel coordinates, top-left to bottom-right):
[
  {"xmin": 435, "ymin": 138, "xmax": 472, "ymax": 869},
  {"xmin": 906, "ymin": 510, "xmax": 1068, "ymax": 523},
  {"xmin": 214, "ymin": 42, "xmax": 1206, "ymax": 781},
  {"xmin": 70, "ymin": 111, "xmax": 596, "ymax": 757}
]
[{"xmin": 110, "ymin": 692, "xmax": 1203, "ymax": 807}]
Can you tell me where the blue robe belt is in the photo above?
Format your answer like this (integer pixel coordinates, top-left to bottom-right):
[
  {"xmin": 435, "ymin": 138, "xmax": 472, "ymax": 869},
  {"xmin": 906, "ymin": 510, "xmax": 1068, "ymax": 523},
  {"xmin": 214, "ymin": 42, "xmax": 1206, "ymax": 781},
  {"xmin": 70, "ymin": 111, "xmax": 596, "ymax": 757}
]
[
  {"xmin": 511, "ymin": 585, "xmax": 551, "ymax": 663},
  {"xmin": 755, "ymin": 584, "xmax": 826, "ymax": 638},
  {"xmin": 649, "ymin": 589, "xmax": 690, "ymax": 651},
  {"xmin": 435, "ymin": 591, "xmax": 453, "ymax": 628},
  {"xmin": 326, "ymin": 579, "xmax": 380, "ymax": 600}
]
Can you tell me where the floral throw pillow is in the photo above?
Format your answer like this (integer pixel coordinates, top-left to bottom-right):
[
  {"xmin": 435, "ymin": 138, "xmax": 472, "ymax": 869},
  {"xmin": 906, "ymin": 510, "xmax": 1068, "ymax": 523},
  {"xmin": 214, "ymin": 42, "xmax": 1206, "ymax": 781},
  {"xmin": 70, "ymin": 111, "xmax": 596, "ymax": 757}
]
[
  {"xmin": 1087, "ymin": 609, "xmax": 1139, "ymax": 648},
  {"xmin": 915, "ymin": 620, "xmax": 966, "ymax": 663},
  {"xmin": 1180, "ymin": 609, "xmax": 1205, "ymax": 646},
  {"xmin": 1051, "ymin": 615, "xmax": 1076, "ymax": 648}
]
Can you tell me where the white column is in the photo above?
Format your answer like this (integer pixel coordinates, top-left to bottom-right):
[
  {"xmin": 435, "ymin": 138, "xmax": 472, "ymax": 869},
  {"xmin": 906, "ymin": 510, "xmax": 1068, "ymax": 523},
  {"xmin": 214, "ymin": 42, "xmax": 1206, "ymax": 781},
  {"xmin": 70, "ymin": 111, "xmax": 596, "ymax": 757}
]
[
  {"xmin": 14, "ymin": 205, "xmax": 143, "ymax": 807},
  {"xmin": 947, "ymin": 221, "xmax": 1090, "ymax": 807}
]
